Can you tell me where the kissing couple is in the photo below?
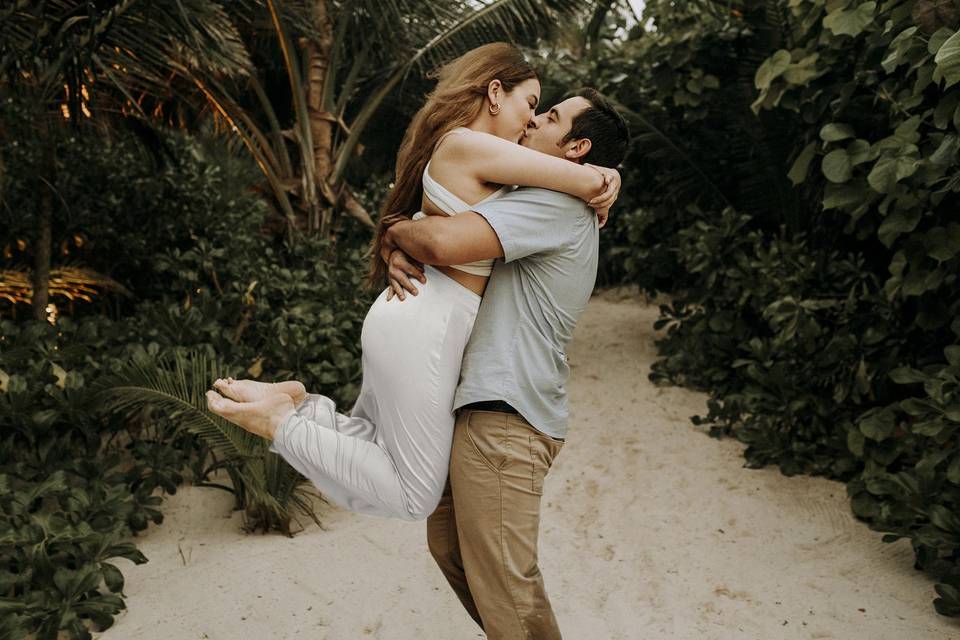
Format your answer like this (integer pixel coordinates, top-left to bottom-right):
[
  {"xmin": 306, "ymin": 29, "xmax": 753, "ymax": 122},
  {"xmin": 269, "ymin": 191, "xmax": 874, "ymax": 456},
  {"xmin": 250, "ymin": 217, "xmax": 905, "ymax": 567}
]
[{"xmin": 206, "ymin": 42, "xmax": 630, "ymax": 639}]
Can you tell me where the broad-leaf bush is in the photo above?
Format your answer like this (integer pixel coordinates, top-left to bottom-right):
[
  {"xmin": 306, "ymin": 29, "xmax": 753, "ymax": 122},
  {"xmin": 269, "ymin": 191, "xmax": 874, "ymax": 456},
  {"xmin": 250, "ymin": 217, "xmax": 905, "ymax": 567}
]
[
  {"xmin": 1, "ymin": 124, "xmax": 376, "ymax": 636},
  {"xmin": 581, "ymin": 0, "xmax": 960, "ymax": 616}
]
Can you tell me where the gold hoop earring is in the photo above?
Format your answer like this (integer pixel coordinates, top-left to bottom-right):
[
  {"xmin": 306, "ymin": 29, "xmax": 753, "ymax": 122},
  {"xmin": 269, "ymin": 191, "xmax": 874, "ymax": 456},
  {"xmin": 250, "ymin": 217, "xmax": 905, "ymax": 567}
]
[{"xmin": 488, "ymin": 102, "xmax": 501, "ymax": 115}]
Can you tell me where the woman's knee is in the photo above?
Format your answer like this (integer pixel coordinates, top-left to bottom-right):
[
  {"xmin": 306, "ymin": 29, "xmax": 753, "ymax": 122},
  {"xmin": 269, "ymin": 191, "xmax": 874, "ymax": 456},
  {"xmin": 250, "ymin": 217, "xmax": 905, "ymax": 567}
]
[{"xmin": 406, "ymin": 492, "xmax": 443, "ymax": 522}]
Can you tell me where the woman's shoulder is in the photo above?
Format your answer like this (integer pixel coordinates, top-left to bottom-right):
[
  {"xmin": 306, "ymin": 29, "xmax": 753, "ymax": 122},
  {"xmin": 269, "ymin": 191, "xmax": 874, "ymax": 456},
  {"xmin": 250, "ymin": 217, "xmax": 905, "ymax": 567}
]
[{"xmin": 433, "ymin": 127, "xmax": 502, "ymax": 160}]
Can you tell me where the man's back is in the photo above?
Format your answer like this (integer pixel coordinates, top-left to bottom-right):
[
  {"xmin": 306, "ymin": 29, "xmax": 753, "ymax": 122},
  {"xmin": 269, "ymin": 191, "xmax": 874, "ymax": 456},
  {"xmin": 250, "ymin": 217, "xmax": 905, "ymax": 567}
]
[{"xmin": 453, "ymin": 186, "xmax": 599, "ymax": 440}]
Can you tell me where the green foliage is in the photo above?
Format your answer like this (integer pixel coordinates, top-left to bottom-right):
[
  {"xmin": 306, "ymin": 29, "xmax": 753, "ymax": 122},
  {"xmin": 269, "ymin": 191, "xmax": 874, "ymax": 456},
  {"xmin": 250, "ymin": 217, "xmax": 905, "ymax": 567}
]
[
  {"xmin": 1, "ymin": 123, "xmax": 374, "ymax": 636},
  {"xmin": 539, "ymin": 1, "xmax": 802, "ymax": 291},
  {"xmin": 94, "ymin": 347, "xmax": 322, "ymax": 535},
  {"xmin": 2, "ymin": 122, "xmax": 373, "ymax": 403},
  {"xmin": 0, "ymin": 0, "xmax": 252, "ymax": 116},
  {"xmin": 0, "ymin": 317, "xmax": 154, "ymax": 638},
  {"xmin": 592, "ymin": 0, "xmax": 960, "ymax": 617}
]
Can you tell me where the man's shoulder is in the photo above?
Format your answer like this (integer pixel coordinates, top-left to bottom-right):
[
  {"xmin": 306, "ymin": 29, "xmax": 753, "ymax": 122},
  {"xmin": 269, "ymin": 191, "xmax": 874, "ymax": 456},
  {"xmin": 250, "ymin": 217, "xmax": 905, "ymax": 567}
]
[{"xmin": 503, "ymin": 186, "xmax": 589, "ymax": 211}]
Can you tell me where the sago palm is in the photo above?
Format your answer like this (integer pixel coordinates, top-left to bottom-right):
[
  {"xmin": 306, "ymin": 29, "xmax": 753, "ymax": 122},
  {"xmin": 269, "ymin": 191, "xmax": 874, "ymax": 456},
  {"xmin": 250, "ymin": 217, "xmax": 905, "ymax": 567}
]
[{"xmin": 93, "ymin": 347, "xmax": 322, "ymax": 536}]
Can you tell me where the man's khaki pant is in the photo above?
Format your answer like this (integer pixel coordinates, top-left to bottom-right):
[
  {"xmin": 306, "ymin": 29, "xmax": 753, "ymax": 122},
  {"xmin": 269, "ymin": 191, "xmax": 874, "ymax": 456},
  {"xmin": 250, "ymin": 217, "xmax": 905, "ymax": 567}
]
[{"xmin": 427, "ymin": 409, "xmax": 564, "ymax": 639}]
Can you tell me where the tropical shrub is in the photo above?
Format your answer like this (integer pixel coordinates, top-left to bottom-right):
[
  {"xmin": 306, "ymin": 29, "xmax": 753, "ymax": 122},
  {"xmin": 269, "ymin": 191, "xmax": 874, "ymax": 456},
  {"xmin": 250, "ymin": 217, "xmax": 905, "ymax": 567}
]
[
  {"xmin": 0, "ymin": 316, "xmax": 155, "ymax": 638},
  {"xmin": 583, "ymin": 0, "xmax": 960, "ymax": 616},
  {"xmin": 0, "ymin": 126, "xmax": 376, "ymax": 637}
]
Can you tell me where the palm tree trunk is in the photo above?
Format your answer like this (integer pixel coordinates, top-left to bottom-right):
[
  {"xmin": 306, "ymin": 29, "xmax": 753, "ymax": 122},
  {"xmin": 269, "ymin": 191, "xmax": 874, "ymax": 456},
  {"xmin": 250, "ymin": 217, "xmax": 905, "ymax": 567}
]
[
  {"xmin": 31, "ymin": 176, "xmax": 52, "ymax": 323},
  {"xmin": 586, "ymin": 0, "xmax": 615, "ymax": 56},
  {"xmin": 304, "ymin": 0, "xmax": 335, "ymax": 235}
]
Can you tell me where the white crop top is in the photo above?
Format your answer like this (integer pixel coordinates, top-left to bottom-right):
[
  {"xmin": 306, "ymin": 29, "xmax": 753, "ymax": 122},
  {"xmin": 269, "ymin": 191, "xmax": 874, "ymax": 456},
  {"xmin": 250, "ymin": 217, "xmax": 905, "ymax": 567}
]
[{"xmin": 412, "ymin": 127, "xmax": 511, "ymax": 277}]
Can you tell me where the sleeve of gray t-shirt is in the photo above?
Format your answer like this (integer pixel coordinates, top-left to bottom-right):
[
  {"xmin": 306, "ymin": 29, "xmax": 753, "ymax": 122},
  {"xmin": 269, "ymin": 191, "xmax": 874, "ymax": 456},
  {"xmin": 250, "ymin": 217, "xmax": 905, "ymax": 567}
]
[{"xmin": 470, "ymin": 187, "xmax": 588, "ymax": 263}]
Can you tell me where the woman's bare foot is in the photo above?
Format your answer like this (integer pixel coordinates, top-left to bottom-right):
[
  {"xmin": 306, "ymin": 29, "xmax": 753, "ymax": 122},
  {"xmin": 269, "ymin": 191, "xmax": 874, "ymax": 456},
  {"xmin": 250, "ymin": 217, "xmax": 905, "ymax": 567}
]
[
  {"xmin": 205, "ymin": 389, "xmax": 296, "ymax": 440},
  {"xmin": 213, "ymin": 378, "xmax": 306, "ymax": 407}
]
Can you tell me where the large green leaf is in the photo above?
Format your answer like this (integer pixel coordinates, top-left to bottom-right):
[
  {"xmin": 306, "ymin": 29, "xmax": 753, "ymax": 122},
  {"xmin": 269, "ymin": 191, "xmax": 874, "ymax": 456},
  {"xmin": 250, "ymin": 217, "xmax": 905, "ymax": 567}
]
[
  {"xmin": 823, "ymin": 2, "xmax": 877, "ymax": 38},
  {"xmin": 755, "ymin": 49, "xmax": 791, "ymax": 90},
  {"xmin": 868, "ymin": 155, "xmax": 918, "ymax": 193},
  {"xmin": 820, "ymin": 123, "xmax": 855, "ymax": 142},
  {"xmin": 948, "ymin": 456, "xmax": 960, "ymax": 484},
  {"xmin": 882, "ymin": 26, "xmax": 919, "ymax": 73},
  {"xmin": 926, "ymin": 225, "xmax": 960, "ymax": 262},
  {"xmin": 878, "ymin": 208, "xmax": 922, "ymax": 247},
  {"xmin": 822, "ymin": 149, "xmax": 853, "ymax": 183},
  {"xmin": 783, "ymin": 53, "xmax": 820, "ymax": 85},
  {"xmin": 929, "ymin": 133, "xmax": 959, "ymax": 165},
  {"xmin": 788, "ymin": 141, "xmax": 818, "ymax": 185},
  {"xmin": 847, "ymin": 139, "xmax": 875, "ymax": 166},
  {"xmin": 931, "ymin": 505, "xmax": 960, "ymax": 533},
  {"xmin": 889, "ymin": 366, "xmax": 928, "ymax": 385},
  {"xmin": 946, "ymin": 345, "xmax": 960, "ymax": 367},
  {"xmin": 822, "ymin": 182, "xmax": 867, "ymax": 209},
  {"xmin": 859, "ymin": 407, "xmax": 896, "ymax": 441},
  {"xmin": 934, "ymin": 29, "xmax": 960, "ymax": 88}
]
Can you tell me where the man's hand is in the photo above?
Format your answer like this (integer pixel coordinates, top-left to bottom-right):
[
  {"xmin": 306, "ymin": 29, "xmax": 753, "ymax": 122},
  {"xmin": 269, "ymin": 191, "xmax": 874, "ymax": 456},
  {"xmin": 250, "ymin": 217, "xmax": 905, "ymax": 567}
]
[
  {"xmin": 385, "ymin": 248, "xmax": 427, "ymax": 301},
  {"xmin": 380, "ymin": 227, "xmax": 399, "ymax": 265}
]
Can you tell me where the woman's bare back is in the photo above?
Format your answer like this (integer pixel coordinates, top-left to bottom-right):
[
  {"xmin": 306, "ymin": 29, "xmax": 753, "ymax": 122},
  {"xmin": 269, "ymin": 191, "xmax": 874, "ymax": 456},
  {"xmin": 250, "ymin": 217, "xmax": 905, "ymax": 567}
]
[{"xmin": 419, "ymin": 132, "xmax": 506, "ymax": 296}]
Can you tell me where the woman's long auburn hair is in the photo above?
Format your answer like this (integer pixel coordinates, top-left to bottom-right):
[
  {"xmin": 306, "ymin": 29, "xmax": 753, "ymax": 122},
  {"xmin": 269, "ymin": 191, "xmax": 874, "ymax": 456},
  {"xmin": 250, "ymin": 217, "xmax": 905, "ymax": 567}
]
[{"xmin": 365, "ymin": 42, "xmax": 538, "ymax": 288}]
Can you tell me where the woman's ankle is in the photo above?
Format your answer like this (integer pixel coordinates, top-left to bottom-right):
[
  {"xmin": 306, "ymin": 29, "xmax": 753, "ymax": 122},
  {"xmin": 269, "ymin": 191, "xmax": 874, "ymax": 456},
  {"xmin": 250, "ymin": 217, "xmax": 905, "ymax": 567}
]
[{"xmin": 274, "ymin": 380, "xmax": 307, "ymax": 408}]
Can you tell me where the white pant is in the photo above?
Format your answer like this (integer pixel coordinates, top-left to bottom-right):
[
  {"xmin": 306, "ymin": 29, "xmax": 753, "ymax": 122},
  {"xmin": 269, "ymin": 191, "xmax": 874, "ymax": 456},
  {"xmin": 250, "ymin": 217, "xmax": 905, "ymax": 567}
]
[{"xmin": 268, "ymin": 266, "xmax": 481, "ymax": 521}]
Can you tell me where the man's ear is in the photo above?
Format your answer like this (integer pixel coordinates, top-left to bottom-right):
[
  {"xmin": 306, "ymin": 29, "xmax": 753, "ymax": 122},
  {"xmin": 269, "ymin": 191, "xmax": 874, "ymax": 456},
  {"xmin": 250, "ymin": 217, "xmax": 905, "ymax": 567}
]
[{"xmin": 563, "ymin": 137, "xmax": 592, "ymax": 161}]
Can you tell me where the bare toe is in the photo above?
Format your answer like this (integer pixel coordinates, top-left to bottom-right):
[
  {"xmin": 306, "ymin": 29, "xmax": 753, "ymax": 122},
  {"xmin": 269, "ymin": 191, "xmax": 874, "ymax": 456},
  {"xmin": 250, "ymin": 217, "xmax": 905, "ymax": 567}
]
[
  {"xmin": 206, "ymin": 390, "xmax": 225, "ymax": 414},
  {"xmin": 207, "ymin": 389, "xmax": 247, "ymax": 416},
  {"xmin": 218, "ymin": 381, "xmax": 244, "ymax": 402}
]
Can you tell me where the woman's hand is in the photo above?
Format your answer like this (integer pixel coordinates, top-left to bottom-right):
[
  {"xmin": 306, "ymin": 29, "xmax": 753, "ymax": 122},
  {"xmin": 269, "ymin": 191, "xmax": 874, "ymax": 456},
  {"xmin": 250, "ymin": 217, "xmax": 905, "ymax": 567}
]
[
  {"xmin": 585, "ymin": 164, "xmax": 620, "ymax": 217},
  {"xmin": 594, "ymin": 206, "xmax": 610, "ymax": 229},
  {"xmin": 385, "ymin": 249, "xmax": 426, "ymax": 301}
]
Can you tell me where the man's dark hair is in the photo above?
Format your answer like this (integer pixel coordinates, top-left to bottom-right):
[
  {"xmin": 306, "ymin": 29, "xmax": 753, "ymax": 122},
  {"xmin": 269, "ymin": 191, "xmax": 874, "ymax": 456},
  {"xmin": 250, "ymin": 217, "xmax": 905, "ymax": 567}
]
[{"xmin": 561, "ymin": 88, "xmax": 630, "ymax": 168}]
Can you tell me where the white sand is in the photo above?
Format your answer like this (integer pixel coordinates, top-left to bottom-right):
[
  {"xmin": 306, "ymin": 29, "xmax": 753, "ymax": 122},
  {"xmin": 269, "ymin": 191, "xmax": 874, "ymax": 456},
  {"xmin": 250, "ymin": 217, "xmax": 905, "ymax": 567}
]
[{"xmin": 99, "ymin": 290, "xmax": 960, "ymax": 639}]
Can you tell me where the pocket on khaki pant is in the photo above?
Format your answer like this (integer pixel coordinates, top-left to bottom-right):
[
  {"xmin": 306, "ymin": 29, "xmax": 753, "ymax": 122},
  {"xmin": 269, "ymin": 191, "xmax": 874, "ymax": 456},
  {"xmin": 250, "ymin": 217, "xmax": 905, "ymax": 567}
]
[
  {"xmin": 463, "ymin": 411, "xmax": 510, "ymax": 472},
  {"xmin": 528, "ymin": 432, "xmax": 563, "ymax": 495}
]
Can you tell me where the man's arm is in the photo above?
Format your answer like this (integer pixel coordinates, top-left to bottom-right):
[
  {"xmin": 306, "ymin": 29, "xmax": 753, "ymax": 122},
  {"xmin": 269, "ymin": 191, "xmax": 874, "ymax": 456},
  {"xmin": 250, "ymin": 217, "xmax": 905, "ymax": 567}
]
[{"xmin": 384, "ymin": 212, "xmax": 504, "ymax": 266}]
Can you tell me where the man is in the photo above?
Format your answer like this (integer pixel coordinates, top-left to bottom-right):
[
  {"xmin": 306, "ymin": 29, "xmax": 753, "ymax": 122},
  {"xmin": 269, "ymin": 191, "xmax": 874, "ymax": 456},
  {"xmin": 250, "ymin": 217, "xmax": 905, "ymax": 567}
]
[{"xmin": 382, "ymin": 88, "xmax": 630, "ymax": 639}]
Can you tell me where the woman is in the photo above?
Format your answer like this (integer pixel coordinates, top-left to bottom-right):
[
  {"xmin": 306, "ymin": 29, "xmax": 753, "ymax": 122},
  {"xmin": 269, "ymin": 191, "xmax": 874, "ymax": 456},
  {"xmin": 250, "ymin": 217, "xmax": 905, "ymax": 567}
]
[{"xmin": 205, "ymin": 43, "xmax": 620, "ymax": 521}]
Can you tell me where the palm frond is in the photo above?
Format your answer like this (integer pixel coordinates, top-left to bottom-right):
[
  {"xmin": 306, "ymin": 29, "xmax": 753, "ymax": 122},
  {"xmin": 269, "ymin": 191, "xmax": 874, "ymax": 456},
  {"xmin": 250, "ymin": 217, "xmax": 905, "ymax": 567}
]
[
  {"xmin": 94, "ymin": 349, "xmax": 253, "ymax": 458},
  {"xmin": 329, "ymin": 0, "xmax": 590, "ymax": 183},
  {"xmin": 1, "ymin": 0, "xmax": 253, "ymax": 129},
  {"xmin": 92, "ymin": 347, "xmax": 319, "ymax": 535}
]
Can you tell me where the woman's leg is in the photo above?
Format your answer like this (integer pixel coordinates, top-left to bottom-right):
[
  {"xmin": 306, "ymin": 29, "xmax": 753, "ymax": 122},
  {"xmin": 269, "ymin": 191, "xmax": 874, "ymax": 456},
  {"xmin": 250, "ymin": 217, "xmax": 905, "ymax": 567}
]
[
  {"xmin": 295, "ymin": 393, "xmax": 378, "ymax": 441},
  {"xmin": 214, "ymin": 378, "xmax": 379, "ymax": 441},
  {"xmin": 211, "ymin": 276, "xmax": 477, "ymax": 521},
  {"xmin": 264, "ymin": 299, "xmax": 466, "ymax": 521},
  {"xmin": 267, "ymin": 403, "xmax": 410, "ymax": 518},
  {"xmin": 265, "ymin": 390, "xmax": 449, "ymax": 520}
]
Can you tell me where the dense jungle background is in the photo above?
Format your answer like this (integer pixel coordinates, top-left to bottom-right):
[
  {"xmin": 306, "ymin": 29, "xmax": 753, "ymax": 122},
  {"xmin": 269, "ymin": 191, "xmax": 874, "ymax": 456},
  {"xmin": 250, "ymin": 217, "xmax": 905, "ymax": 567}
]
[{"xmin": 3, "ymin": 1, "xmax": 960, "ymax": 637}]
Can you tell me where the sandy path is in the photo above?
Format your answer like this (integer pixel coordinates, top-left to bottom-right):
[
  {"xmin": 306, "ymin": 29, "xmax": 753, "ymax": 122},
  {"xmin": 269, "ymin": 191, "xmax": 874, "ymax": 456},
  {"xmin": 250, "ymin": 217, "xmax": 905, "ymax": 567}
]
[{"xmin": 99, "ymin": 291, "xmax": 960, "ymax": 639}]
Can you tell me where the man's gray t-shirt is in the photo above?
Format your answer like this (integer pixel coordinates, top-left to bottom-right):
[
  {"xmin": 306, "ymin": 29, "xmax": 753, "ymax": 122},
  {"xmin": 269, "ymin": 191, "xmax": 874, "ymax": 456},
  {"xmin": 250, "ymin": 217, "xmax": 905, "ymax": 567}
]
[{"xmin": 453, "ymin": 186, "xmax": 599, "ymax": 440}]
